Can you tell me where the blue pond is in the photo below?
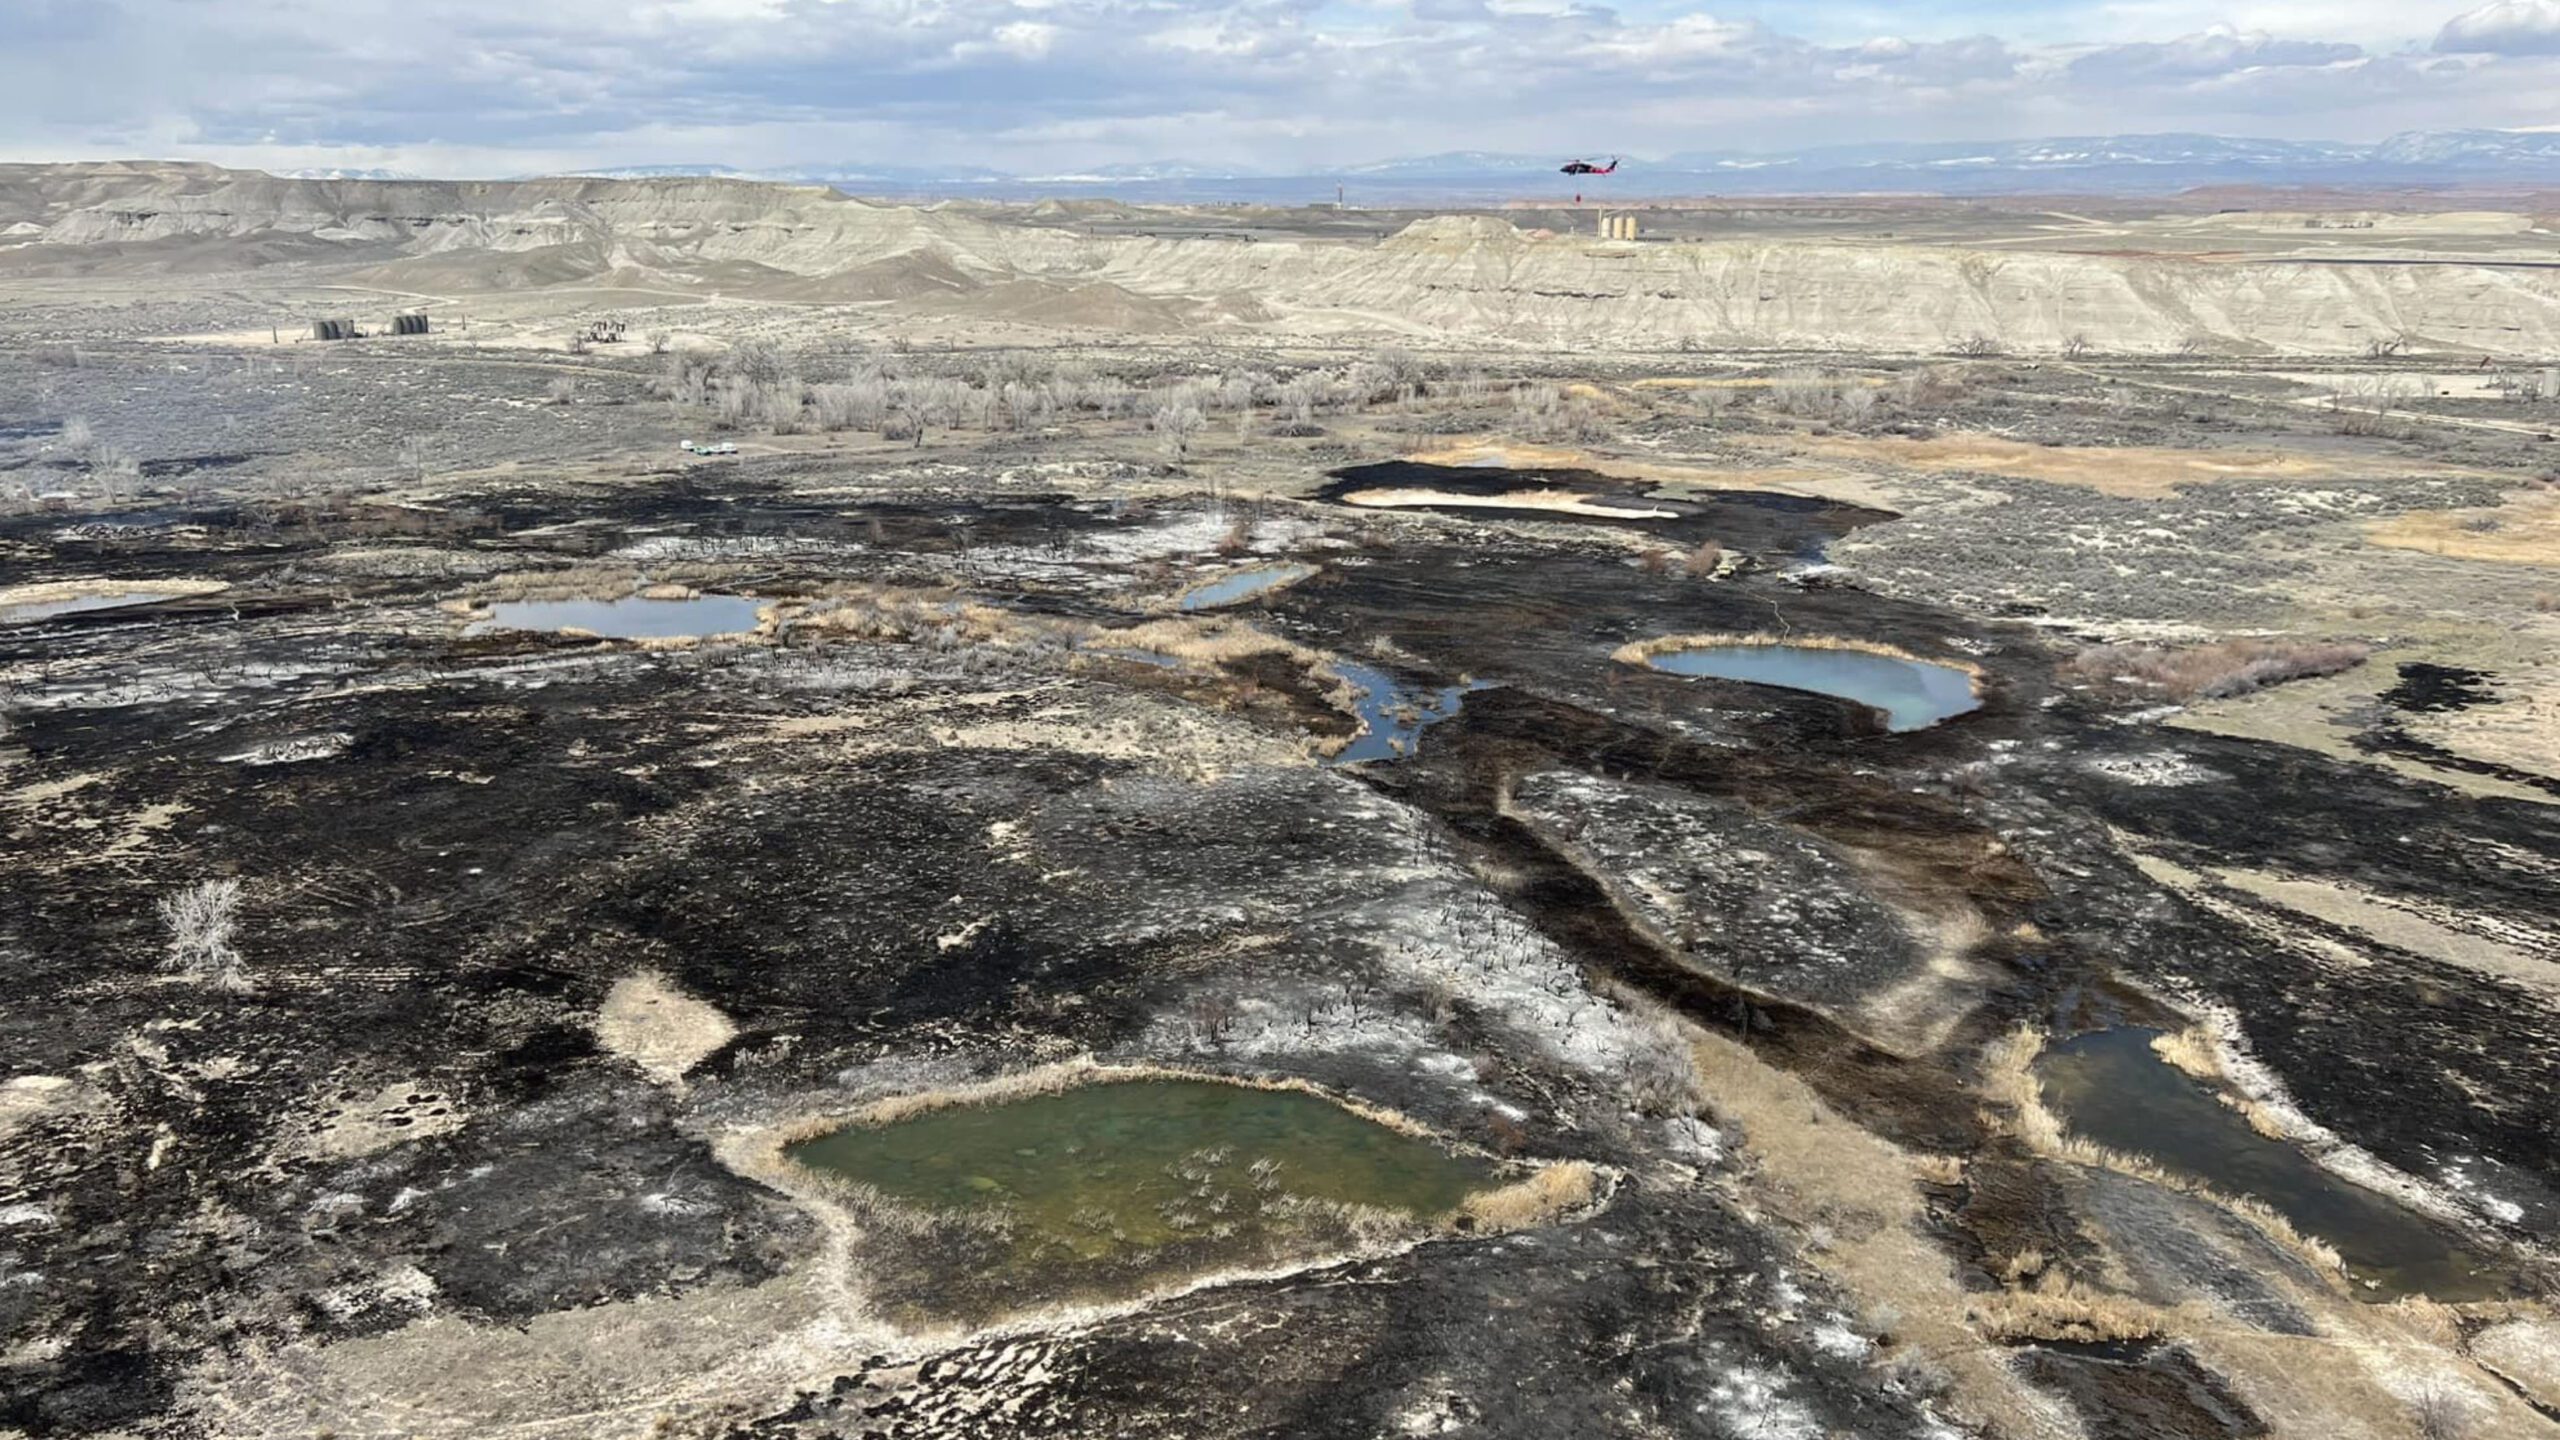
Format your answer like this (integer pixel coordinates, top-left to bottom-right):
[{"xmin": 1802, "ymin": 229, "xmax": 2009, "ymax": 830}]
[
  {"xmin": 1328, "ymin": 660, "xmax": 1486, "ymax": 764},
  {"xmin": 1641, "ymin": 642, "xmax": 1978, "ymax": 732},
  {"xmin": 1178, "ymin": 564, "xmax": 1314, "ymax": 612},
  {"xmin": 468, "ymin": 594, "xmax": 765, "ymax": 639}
]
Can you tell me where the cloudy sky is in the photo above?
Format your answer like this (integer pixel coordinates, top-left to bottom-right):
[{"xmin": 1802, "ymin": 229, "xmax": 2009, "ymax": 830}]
[{"xmin": 7, "ymin": 0, "xmax": 2560, "ymax": 175}]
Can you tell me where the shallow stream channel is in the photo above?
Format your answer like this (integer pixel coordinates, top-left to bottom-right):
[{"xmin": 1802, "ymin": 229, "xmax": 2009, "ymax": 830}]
[
  {"xmin": 1327, "ymin": 660, "xmax": 1487, "ymax": 764},
  {"xmin": 2038, "ymin": 1028, "xmax": 2511, "ymax": 1300},
  {"xmin": 1177, "ymin": 563, "xmax": 1315, "ymax": 612}
]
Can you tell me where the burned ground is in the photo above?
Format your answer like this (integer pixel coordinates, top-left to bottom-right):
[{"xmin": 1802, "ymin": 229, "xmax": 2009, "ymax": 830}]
[{"xmin": 3, "ymin": 324, "xmax": 2558, "ymax": 1440}]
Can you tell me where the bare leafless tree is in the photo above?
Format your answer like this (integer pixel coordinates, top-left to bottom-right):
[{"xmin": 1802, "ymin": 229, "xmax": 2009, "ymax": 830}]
[
  {"xmin": 723, "ymin": 339, "xmax": 789, "ymax": 388},
  {"xmin": 1183, "ymin": 992, "xmax": 1240, "ymax": 1051},
  {"xmin": 1153, "ymin": 401, "xmax": 1205, "ymax": 462}
]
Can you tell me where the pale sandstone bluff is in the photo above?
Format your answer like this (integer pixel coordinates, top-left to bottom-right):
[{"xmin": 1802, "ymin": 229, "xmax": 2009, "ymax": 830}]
[{"xmin": 8, "ymin": 162, "xmax": 2560, "ymax": 354}]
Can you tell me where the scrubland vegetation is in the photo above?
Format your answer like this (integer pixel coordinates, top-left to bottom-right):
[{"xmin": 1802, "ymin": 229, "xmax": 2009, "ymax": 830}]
[
  {"xmin": 648, "ymin": 341, "xmax": 1453, "ymax": 447},
  {"xmin": 2064, "ymin": 637, "xmax": 2372, "ymax": 700}
]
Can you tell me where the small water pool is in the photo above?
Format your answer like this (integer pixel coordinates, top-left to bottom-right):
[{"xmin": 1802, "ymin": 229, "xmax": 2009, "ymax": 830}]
[
  {"xmin": 1639, "ymin": 641, "xmax": 1978, "ymax": 732},
  {"xmin": 1177, "ymin": 564, "xmax": 1315, "ymax": 612},
  {"xmin": 2039, "ymin": 1028, "xmax": 2508, "ymax": 1300},
  {"xmin": 1328, "ymin": 660, "xmax": 1485, "ymax": 764},
  {"xmin": 0, "ymin": 590, "xmax": 192, "ymax": 625},
  {"xmin": 788, "ymin": 1078, "xmax": 1495, "ymax": 1314},
  {"xmin": 467, "ymin": 594, "xmax": 765, "ymax": 639}
]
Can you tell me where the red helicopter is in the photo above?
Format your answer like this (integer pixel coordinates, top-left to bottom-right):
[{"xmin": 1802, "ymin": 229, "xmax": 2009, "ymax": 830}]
[{"xmin": 1559, "ymin": 156, "xmax": 1618, "ymax": 175}]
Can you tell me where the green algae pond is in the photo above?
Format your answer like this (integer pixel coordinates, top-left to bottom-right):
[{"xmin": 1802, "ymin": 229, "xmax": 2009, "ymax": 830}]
[{"xmin": 788, "ymin": 1077, "xmax": 1499, "ymax": 1317}]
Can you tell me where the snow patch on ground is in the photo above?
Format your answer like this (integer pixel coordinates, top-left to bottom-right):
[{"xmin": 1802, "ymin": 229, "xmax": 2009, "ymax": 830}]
[
  {"xmin": 2437, "ymin": 1156, "xmax": 2527, "ymax": 1226},
  {"xmin": 1704, "ymin": 1363, "xmax": 1824, "ymax": 1440},
  {"xmin": 2182, "ymin": 1001, "xmax": 2482, "ymax": 1229},
  {"xmin": 221, "ymin": 732, "xmax": 352, "ymax": 765},
  {"xmin": 612, "ymin": 534, "xmax": 857, "ymax": 561},
  {"xmin": 1807, "ymin": 1316, "xmax": 1874, "ymax": 1362},
  {"xmin": 2084, "ymin": 751, "xmax": 2224, "ymax": 787}
]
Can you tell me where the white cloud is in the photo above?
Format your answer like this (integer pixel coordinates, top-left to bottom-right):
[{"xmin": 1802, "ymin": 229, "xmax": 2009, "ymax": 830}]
[
  {"xmin": 2069, "ymin": 24, "xmax": 2364, "ymax": 81},
  {"xmin": 953, "ymin": 19, "xmax": 1059, "ymax": 60},
  {"xmin": 2437, "ymin": 0, "xmax": 2560, "ymax": 52},
  {"xmin": 0, "ymin": 0, "xmax": 2552, "ymax": 174}
]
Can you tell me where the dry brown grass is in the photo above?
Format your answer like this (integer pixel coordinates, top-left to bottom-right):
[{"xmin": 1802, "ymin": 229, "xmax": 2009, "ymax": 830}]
[
  {"xmin": 1997, "ymin": 1247, "xmax": 2049, "ymax": 1284},
  {"xmin": 2064, "ymin": 637, "xmax": 2371, "ymax": 701},
  {"xmin": 1458, "ymin": 1161, "xmax": 1602, "ymax": 1229},
  {"xmin": 782, "ymin": 583, "xmax": 1087, "ymax": 660},
  {"xmin": 0, "ymin": 576, "xmax": 230, "ymax": 609},
  {"xmin": 1727, "ymin": 430, "xmax": 2471, "ymax": 499},
  {"xmin": 468, "ymin": 563, "xmax": 729, "ymax": 604},
  {"xmin": 2149, "ymin": 1026, "xmax": 2223, "ymax": 1081},
  {"xmin": 1099, "ymin": 615, "xmax": 1314, "ymax": 668},
  {"xmin": 2368, "ymin": 491, "xmax": 2560, "ymax": 567},
  {"xmin": 1966, "ymin": 1282, "xmax": 2166, "ymax": 1344},
  {"xmin": 1677, "ymin": 1021, "xmax": 2084, "ymax": 1439},
  {"xmin": 2145, "ymin": 1027, "xmax": 2293, "ymax": 1138}
]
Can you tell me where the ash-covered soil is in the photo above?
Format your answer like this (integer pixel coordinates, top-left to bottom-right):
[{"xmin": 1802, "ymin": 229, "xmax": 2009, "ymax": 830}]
[{"xmin": 3, "ymin": 333, "xmax": 2558, "ymax": 1440}]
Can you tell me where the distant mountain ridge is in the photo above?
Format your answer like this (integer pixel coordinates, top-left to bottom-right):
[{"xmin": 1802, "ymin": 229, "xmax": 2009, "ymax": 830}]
[
  {"xmin": 12, "ymin": 157, "xmax": 2560, "ymax": 357},
  {"xmin": 548, "ymin": 130, "xmax": 2560, "ymax": 199}
]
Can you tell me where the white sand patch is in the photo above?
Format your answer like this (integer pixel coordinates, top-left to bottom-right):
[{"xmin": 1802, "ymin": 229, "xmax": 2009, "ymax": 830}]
[
  {"xmin": 1340, "ymin": 487, "xmax": 1676, "ymax": 520},
  {"xmin": 278, "ymin": 1079, "xmax": 467, "ymax": 1163},
  {"xmin": 2210, "ymin": 867, "xmax": 2560, "ymax": 997},
  {"xmin": 596, "ymin": 972, "xmax": 738, "ymax": 1088},
  {"xmin": 2472, "ymin": 1319, "xmax": 2560, "ymax": 1411},
  {"xmin": 0, "ymin": 1074, "xmax": 89, "ymax": 1142}
]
